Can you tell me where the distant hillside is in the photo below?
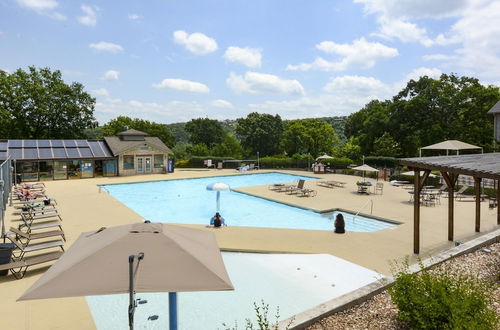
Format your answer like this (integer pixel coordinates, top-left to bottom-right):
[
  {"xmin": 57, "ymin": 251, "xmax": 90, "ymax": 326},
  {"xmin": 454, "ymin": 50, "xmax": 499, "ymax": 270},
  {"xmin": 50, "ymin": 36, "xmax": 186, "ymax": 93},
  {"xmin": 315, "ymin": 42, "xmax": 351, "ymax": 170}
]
[{"xmin": 167, "ymin": 116, "xmax": 347, "ymax": 144}]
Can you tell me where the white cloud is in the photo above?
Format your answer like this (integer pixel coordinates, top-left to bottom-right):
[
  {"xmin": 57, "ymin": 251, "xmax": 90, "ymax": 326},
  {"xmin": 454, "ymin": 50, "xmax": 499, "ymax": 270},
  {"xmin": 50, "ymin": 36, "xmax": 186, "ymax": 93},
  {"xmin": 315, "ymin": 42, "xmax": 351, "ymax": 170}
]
[
  {"xmin": 153, "ymin": 78, "xmax": 210, "ymax": 93},
  {"xmin": 211, "ymin": 99, "xmax": 233, "ymax": 108},
  {"xmin": 227, "ymin": 72, "xmax": 305, "ymax": 95},
  {"xmin": 78, "ymin": 4, "xmax": 98, "ymax": 26},
  {"xmin": 354, "ymin": 0, "xmax": 468, "ymax": 19},
  {"xmin": 102, "ymin": 70, "xmax": 119, "ymax": 81},
  {"xmin": 16, "ymin": 0, "xmax": 66, "ymax": 20},
  {"xmin": 323, "ymin": 75, "xmax": 392, "ymax": 98},
  {"xmin": 128, "ymin": 14, "xmax": 142, "ymax": 20},
  {"xmin": 287, "ymin": 38, "xmax": 398, "ymax": 72},
  {"xmin": 223, "ymin": 47, "xmax": 262, "ymax": 68},
  {"xmin": 173, "ymin": 30, "xmax": 218, "ymax": 55},
  {"xmin": 404, "ymin": 67, "xmax": 442, "ymax": 82},
  {"xmin": 91, "ymin": 88, "xmax": 109, "ymax": 97},
  {"xmin": 89, "ymin": 42, "xmax": 124, "ymax": 53},
  {"xmin": 373, "ymin": 17, "xmax": 434, "ymax": 46}
]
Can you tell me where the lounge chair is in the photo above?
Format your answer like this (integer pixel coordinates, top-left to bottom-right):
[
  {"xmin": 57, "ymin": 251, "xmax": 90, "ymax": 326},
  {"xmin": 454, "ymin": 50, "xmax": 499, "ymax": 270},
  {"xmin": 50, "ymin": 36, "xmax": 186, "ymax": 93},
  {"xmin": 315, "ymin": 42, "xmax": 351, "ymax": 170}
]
[
  {"xmin": 317, "ymin": 181, "xmax": 335, "ymax": 189},
  {"xmin": 296, "ymin": 188, "xmax": 317, "ymax": 197},
  {"xmin": 4, "ymin": 233, "xmax": 64, "ymax": 259},
  {"xmin": 286, "ymin": 180, "xmax": 305, "ymax": 195},
  {"xmin": 454, "ymin": 186, "xmax": 470, "ymax": 200},
  {"xmin": 8, "ymin": 226, "xmax": 66, "ymax": 244},
  {"xmin": 0, "ymin": 250, "xmax": 63, "ymax": 279}
]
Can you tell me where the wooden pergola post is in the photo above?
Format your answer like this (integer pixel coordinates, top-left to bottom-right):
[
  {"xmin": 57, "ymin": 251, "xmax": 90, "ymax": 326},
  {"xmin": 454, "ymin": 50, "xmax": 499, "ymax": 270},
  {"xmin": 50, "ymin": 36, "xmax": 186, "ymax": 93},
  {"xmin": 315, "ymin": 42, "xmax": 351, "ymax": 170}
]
[
  {"xmin": 497, "ymin": 180, "xmax": 500, "ymax": 225},
  {"xmin": 474, "ymin": 177, "xmax": 482, "ymax": 232},
  {"xmin": 441, "ymin": 172, "xmax": 457, "ymax": 241},
  {"xmin": 413, "ymin": 168, "xmax": 431, "ymax": 254}
]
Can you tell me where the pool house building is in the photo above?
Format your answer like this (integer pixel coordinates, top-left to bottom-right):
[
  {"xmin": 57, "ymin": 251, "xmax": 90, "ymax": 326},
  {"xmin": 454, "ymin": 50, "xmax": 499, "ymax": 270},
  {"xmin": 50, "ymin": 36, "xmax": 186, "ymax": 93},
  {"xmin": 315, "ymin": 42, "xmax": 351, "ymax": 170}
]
[{"xmin": 0, "ymin": 129, "xmax": 173, "ymax": 181}]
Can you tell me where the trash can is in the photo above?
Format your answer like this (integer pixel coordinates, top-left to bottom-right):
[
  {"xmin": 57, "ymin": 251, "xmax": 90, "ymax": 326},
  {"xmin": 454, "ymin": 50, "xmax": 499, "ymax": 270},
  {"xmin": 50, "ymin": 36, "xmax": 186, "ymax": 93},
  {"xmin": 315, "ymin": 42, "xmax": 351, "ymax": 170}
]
[
  {"xmin": 0, "ymin": 243, "xmax": 15, "ymax": 276},
  {"xmin": 167, "ymin": 158, "xmax": 174, "ymax": 173},
  {"xmin": 16, "ymin": 174, "xmax": 22, "ymax": 184}
]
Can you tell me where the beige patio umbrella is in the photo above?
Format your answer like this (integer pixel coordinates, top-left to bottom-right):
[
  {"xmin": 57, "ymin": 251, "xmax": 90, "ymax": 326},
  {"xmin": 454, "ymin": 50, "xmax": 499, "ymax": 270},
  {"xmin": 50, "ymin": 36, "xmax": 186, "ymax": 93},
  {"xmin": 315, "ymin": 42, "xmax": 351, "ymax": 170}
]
[
  {"xmin": 18, "ymin": 222, "xmax": 234, "ymax": 329},
  {"xmin": 401, "ymin": 171, "xmax": 437, "ymax": 178},
  {"xmin": 316, "ymin": 154, "xmax": 333, "ymax": 161},
  {"xmin": 419, "ymin": 140, "xmax": 482, "ymax": 157},
  {"xmin": 352, "ymin": 164, "xmax": 379, "ymax": 181}
]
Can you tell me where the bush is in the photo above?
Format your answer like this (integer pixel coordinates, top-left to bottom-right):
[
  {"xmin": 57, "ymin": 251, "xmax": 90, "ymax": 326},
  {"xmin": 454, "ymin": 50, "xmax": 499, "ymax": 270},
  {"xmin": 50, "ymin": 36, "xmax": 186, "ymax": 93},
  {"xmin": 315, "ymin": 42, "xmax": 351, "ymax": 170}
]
[
  {"xmin": 364, "ymin": 156, "xmax": 399, "ymax": 168},
  {"xmin": 389, "ymin": 261, "xmax": 499, "ymax": 330},
  {"xmin": 259, "ymin": 156, "xmax": 308, "ymax": 169},
  {"xmin": 321, "ymin": 157, "xmax": 353, "ymax": 169}
]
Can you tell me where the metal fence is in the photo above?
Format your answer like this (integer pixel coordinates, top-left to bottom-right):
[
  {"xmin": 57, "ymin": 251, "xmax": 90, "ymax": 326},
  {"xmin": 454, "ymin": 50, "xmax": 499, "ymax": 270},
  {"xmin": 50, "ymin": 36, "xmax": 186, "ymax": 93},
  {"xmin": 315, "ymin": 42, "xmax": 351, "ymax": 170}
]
[{"xmin": 0, "ymin": 157, "xmax": 13, "ymax": 236}]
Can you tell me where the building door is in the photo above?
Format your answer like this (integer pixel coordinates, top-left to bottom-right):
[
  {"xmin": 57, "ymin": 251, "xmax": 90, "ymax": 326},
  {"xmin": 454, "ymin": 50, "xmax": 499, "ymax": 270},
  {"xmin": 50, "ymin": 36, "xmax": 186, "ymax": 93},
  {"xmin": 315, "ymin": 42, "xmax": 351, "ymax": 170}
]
[
  {"xmin": 145, "ymin": 157, "xmax": 152, "ymax": 173},
  {"xmin": 136, "ymin": 157, "xmax": 144, "ymax": 174}
]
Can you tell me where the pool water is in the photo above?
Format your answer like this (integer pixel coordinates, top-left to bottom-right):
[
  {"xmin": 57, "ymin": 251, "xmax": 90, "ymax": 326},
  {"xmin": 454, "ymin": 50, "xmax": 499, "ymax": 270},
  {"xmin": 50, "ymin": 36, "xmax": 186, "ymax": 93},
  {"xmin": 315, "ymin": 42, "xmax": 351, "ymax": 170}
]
[
  {"xmin": 86, "ymin": 252, "xmax": 383, "ymax": 329},
  {"xmin": 101, "ymin": 172, "xmax": 396, "ymax": 232}
]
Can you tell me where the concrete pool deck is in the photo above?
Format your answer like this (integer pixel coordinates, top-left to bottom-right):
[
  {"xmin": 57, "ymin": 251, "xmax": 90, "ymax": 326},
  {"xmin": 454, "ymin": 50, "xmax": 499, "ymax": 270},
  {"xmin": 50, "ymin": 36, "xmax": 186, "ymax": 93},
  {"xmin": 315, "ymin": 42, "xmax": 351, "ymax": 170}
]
[{"xmin": 1, "ymin": 169, "xmax": 499, "ymax": 329}]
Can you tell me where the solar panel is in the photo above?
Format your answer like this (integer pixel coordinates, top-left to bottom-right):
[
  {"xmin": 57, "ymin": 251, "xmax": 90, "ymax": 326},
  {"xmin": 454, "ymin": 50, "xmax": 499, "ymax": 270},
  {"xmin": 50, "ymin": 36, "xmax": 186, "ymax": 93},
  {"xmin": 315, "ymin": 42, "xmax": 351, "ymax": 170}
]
[
  {"xmin": 0, "ymin": 151, "xmax": 7, "ymax": 159},
  {"xmin": 79, "ymin": 148, "xmax": 93, "ymax": 158},
  {"xmin": 0, "ymin": 142, "xmax": 7, "ymax": 151},
  {"xmin": 9, "ymin": 148, "xmax": 23, "ymax": 159},
  {"xmin": 38, "ymin": 140, "xmax": 51, "ymax": 147},
  {"xmin": 66, "ymin": 148, "xmax": 81, "ymax": 158},
  {"xmin": 63, "ymin": 140, "xmax": 76, "ymax": 147},
  {"xmin": 88, "ymin": 141, "xmax": 105, "ymax": 157},
  {"xmin": 52, "ymin": 148, "xmax": 67, "ymax": 158},
  {"xmin": 23, "ymin": 148, "xmax": 38, "ymax": 159},
  {"xmin": 51, "ymin": 140, "xmax": 64, "ymax": 147},
  {"xmin": 9, "ymin": 140, "xmax": 22, "ymax": 148},
  {"xmin": 75, "ymin": 140, "xmax": 88, "ymax": 147},
  {"xmin": 23, "ymin": 140, "xmax": 37, "ymax": 147},
  {"xmin": 38, "ymin": 148, "xmax": 53, "ymax": 159}
]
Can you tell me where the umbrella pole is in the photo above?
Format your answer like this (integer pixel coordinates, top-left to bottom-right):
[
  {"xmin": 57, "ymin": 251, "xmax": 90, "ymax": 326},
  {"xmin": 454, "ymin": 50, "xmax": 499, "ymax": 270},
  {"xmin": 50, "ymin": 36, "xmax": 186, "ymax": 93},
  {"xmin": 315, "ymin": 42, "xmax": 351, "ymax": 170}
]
[
  {"xmin": 216, "ymin": 191, "xmax": 220, "ymax": 212},
  {"xmin": 169, "ymin": 292, "xmax": 178, "ymax": 330},
  {"xmin": 128, "ymin": 255, "xmax": 135, "ymax": 330}
]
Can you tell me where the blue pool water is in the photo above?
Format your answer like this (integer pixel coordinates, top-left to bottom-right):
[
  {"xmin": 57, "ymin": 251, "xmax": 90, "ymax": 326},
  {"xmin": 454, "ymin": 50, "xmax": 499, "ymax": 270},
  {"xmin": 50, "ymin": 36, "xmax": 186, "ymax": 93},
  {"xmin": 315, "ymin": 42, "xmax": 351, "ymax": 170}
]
[
  {"xmin": 101, "ymin": 172, "xmax": 396, "ymax": 232},
  {"xmin": 87, "ymin": 252, "xmax": 383, "ymax": 329}
]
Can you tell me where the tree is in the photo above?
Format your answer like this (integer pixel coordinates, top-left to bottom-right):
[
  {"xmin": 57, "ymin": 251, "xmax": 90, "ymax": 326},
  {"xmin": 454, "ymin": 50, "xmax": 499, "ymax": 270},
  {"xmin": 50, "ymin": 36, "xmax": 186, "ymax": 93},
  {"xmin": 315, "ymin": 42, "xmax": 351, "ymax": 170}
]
[
  {"xmin": 100, "ymin": 116, "xmax": 174, "ymax": 147},
  {"xmin": 210, "ymin": 135, "xmax": 243, "ymax": 159},
  {"xmin": 0, "ymin": 66, "xmax": 96, "ymax": 139},
  {"xmin": 236, "ymin": 112, "xmax": 284, "ymax": 156},
  {"xmin": 185, "ymin": 118, "xmax": 225, "ymax": 147},
  {"xmin": 373, "ymin": 132, "xmax": 401, "ymax": 157},
  {"xmin": 332, "ymin": 137, "xmax": 362, "ymax": 161},
  {"xmin": 281, "ymin": 118, "xmax": 339, "ymax": 158}
]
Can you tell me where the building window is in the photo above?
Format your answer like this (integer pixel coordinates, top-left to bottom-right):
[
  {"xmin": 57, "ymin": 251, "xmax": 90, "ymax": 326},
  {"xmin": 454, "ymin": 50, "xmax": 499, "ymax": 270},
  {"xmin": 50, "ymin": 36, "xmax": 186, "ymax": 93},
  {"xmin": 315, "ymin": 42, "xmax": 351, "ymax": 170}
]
[
  {"xmin": 123, "ymin": 156, "xmax": 134, "ymax": 169},
  {"xmin": 154, "ymin": 155, "xmax": 164, "ymax": 168}
]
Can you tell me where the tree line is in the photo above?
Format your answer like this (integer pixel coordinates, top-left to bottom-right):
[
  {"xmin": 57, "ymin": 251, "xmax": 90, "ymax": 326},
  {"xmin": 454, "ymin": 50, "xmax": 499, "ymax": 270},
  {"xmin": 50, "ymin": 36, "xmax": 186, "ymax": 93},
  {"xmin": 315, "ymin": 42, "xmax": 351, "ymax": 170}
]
[{"xmin": 1, "ymin": 67, "xmax": 498, "ymax": 162}]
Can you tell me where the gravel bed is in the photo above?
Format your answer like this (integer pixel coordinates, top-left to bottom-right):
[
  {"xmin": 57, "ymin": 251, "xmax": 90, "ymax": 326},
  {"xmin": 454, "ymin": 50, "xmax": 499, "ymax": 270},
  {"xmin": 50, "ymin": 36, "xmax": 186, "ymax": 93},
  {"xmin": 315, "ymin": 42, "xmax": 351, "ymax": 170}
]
[{"xmin": 307, "ymin": 242, "xmax": 500, "ymax": 330}]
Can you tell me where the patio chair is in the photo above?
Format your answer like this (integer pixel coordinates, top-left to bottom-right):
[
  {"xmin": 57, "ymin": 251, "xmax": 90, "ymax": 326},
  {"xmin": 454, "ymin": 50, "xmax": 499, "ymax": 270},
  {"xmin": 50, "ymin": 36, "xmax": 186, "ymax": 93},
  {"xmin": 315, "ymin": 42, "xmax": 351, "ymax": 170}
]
[
  {"xmin": 286, "ymin": 180, "xmax": 305, "ymax": 195},
  {"xmin": 375, "ymin": 182, "xmax": 384, "ymax": 195},
  {"xmin": 216, "ymin": 162, "xmax": 223, "ymax": 170},
  {"xmin": 0, "ymin": 250, "xmax": 64, "ymax": 279}
]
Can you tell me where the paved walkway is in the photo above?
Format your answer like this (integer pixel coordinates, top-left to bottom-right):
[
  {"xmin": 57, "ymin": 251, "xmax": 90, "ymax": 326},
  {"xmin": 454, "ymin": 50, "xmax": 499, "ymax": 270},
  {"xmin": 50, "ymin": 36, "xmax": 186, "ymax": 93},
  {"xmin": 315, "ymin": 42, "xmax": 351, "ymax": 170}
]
[{"xmin": 1, "ymin": 169, "xmax": 498, "ymax": 329}]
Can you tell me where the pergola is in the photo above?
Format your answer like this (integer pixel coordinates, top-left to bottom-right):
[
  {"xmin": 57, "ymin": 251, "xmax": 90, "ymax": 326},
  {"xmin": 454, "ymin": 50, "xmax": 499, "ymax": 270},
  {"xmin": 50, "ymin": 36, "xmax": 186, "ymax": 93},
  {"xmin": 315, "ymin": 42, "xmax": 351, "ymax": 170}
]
[{"xmin": 400, "ymin": 153, "xmax": 500, "ymax": 254}]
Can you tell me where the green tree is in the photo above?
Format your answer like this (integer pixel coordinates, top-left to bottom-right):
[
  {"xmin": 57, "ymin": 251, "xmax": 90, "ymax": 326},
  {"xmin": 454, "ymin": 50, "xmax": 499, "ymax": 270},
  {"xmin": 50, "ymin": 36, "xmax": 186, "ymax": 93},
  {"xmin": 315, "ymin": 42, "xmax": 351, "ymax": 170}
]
[
  {"xmin": 281, "ymin": 118, "xmax": 339, "ymax": 158},
  {"xmin": 210, "ymin": 135, "xmax": 243, "ymax": 159},
  {"xmin": 101, "ymin": 116, "xmax": 174, "ymax": 147},
  {"xmin": 185, "ymin": 118, "xmax": 225, "ymax": 147},
  {"xmin": 188, "ymin": 143, "xmax": 210, "ymax": 156},
  {"xmin": 0, "ymin": 66, "xmax": 96, "ymax": 139},
  {"xmin": 372, "ymin": 132, "xmax": 401, "ymax": 157},
  {"xmin": 332, "ymin": 137, "xmax": 362, "ymax": 161},
  {"xmin": 236, "ymin": 112, "xmax": 284, "ymax": 156}
]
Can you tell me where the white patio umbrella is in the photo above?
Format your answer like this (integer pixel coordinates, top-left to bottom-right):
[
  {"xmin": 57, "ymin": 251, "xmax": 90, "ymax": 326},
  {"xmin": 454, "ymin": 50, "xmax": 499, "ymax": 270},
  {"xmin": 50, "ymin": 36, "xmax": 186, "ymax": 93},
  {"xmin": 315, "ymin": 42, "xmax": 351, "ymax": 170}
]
[
  {"xmin": 316, "ymin": 154, "xmax": 333, "ymax": 161},
  {"xmin": 206, "ymin": 182, "xmax": 231, "ymax": 212},
  {"xmin": 352, "ymin": 164, "xmax": 379, "ymax": 180}
]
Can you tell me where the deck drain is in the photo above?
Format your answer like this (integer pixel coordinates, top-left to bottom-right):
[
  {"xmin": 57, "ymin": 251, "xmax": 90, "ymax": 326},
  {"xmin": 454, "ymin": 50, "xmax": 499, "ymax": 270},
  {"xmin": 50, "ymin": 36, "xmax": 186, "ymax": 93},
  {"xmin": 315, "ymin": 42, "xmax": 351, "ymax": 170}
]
[{"xmin": 148, "ymin": 315, "xmax": 159, "ymax": 321}]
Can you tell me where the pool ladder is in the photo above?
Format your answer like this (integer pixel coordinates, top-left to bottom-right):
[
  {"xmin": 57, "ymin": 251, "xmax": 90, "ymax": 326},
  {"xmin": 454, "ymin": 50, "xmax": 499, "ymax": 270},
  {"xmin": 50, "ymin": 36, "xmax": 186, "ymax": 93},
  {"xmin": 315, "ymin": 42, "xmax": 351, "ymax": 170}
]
[{"xmin": 353, "ymin": 200, "xmax": 373, "ymax": 222}]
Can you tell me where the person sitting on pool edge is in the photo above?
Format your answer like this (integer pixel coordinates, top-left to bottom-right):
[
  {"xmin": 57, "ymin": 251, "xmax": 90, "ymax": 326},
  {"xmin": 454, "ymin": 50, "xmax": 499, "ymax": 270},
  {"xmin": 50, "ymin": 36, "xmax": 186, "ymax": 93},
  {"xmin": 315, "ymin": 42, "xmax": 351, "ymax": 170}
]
[
  {"xmin": 209, "ymin": 212, "xmax": 226, "ymax": 228},
  {"xmin": 334, "ymin": 213, "xmax": 345, "ymax": 234}
]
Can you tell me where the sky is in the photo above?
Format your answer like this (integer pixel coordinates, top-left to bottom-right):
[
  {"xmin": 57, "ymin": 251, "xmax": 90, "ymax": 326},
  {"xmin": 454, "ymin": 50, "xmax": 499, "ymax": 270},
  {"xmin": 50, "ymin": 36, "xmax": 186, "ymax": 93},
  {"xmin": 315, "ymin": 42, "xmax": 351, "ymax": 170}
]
[{"xmin": 1, "ymin": 0, "xmax": 499, "ymax": 125}]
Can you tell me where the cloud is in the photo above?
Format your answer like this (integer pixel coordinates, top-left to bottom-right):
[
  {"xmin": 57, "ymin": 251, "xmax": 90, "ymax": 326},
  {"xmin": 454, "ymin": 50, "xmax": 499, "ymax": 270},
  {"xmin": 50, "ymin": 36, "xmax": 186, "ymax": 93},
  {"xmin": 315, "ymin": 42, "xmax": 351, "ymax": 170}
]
[
  {"xmin": 211, "ymin": 99, "xmax": 233, "ymax": 108},
  {"xmin": 89, "ymin": 41, "xmax": 124, "ymax": 53},
  {"xmin": 404, "ymin": 67, "xmax": 442, "ymax": 82},
  {"xmin": 227, "ymin": 72, "xmax": 305, "ymax": 95},
  {"xmin": 102, "ymin": 70, "xmax": 119, "ymax": 81},
  {"xmin": 287, "ymin": 38, "xmax": 398, "ymax": 72},
  {"xmin": 16, "ymin": 0, "xmax": 66, "ymax": 20},
  {"xmin": 173, "ymin": 30, "xmax": 218, "ymax": 55},
  {"xmin": 354, "ymin": 0, "xmax": 468, "ymax": 19},
  {"xmin": 78, "ymin": 4, "xmax": 98, "ymax": 26},
  {"xmin": 223, "ymin": 47, "xmax": 262, "ymax": 68},
  {"xmin": 153, "ymin": 78, "xmax": 210, "ymax": 93},
  {"xmin": 128, "ymin": 14, "xmax": 142, "ymax": 20},
  {"xmin": 373, "ymin": 17, "xmax": 434, "ymax": 46},
  {"xmin": 91, "ymin": 88, "xmax": 109, "ymax": 97},
  {"xmin": 323, "ymin": 75, "xmax": 392, "ymax": 98}
]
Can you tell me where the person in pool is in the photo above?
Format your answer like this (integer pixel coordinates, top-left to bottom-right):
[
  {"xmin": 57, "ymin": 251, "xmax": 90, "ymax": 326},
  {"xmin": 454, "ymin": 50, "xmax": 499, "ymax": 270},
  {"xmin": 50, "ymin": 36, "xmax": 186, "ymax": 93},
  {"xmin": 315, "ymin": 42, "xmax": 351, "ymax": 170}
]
[
  {"xmin": 334, "ymin": 213, "xmax": 345, "ymax": 234},
  {"xmin": 209, "ymin": 212, "xmax": 226, "ymax": 228}
]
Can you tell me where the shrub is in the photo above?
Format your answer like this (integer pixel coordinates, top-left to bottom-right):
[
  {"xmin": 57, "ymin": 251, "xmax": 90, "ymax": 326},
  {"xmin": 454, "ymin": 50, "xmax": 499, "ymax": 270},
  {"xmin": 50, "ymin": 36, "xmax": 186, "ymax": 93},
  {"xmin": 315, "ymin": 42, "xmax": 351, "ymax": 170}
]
[
  {"xmin": 321, "ymin": 157, "xmax": 353, "ymax": 169},
  {"xmin": 259, "ymin": 156, "xmax": 308, "ymax": 169},
  {"xmin": 364, "ymin": 156, "xmax": 399, "ymax": 168},
  {"xmin": 389, "ymin": 260, "xmax": 499, "ymax": 330},
  {"xmin": 222, "ymin": 300, "xmax": 293, "ymax": 330}
]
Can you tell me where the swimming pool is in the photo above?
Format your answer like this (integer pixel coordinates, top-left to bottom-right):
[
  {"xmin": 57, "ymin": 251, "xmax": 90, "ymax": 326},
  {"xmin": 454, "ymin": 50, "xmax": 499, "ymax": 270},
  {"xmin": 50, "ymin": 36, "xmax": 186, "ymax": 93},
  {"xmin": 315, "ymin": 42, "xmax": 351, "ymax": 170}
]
[
  {"xmin": 87, "ymin": 252, "xmax": 383, "ymax": 329},
  {"xmin": 101, "ymin": 172, "xmax": 396, "ymax": 232}
]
